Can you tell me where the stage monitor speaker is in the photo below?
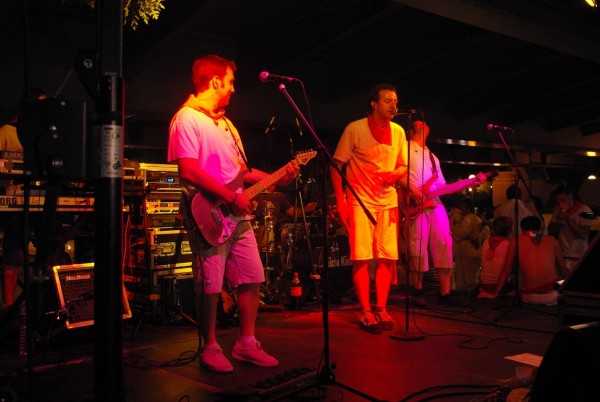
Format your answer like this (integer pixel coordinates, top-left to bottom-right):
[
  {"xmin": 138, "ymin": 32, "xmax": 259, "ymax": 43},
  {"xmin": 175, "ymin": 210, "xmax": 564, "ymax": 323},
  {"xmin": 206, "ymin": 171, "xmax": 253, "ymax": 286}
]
[
  {"xmin": 559, "ymin": 232, "xmax": 600, "ymax": 326},
  {"xmin": 560, "ymin": 231, "xmax": 600, "ymax": 295},
  {"xmin": 18, "ymin": 98, "xmax": 88, "ymax": 179},
  {"xmin": 159, "ymin": 274, "xmax": 195, "ymax": 325},
  {"xmin": 52, "ymin": 262, "xmax": 132, "ymax": 329},
  {"xmin": 530, "ymin": 322, "xmax": 600, "ymax": 402}
]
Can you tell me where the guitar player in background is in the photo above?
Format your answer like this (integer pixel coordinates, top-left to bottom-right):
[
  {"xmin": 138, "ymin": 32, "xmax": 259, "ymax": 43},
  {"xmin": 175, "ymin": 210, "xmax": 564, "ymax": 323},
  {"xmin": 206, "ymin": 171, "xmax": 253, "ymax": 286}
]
[
  {"xmin": 167, "ymin": 55, "xmax": 299, "ymax": 373},
  {"xmin": 1, "ymin": 88, "xmax": 48, "ymax": 317},
  {"xmin": 400, "ymin": 120, "xmax": 488, "ymax": 307}
]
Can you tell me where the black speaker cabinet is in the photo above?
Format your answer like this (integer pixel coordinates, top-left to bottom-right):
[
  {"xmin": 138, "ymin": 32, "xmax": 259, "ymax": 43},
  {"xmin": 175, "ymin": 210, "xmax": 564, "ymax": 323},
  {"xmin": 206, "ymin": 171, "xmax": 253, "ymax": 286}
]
[
  {"xmin": 559, "ymin": 232, "xmax": 600, "ymax": 326},
  {"xmin": 530, "ymin": 322, "xmax": 600, "ymax": 402},
  {"xmin": 159, "ymin": 274, "xmax": 195, "ymax": 325},
  {"xmin": 52, "ymin": 262, "xmax": 132, "ymax": 329},
  {"xmin": 18, "ymin": 98, "xmax": 88, "ymax": 179}
]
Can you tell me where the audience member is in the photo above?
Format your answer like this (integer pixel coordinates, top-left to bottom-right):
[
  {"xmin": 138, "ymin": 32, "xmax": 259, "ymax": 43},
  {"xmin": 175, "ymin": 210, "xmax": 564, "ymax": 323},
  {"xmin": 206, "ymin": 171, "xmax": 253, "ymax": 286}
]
[
  {"xmin": 493, "ymin": 184, "xmax": 533, "ymax": 235},
  {"xmin": 480, "ymin": 216, "xmax": 568, "ymax": 306},
  {"xmin": 477, "ymin": 216, "xmax": 513, "ymax": 297},
  {"xmin": 450, "ymin": 197, "xmax": 482, "ymax": 292},
  {"xmin": 547, "ymin": 186, "xmax": 593, "ymax": 271}
]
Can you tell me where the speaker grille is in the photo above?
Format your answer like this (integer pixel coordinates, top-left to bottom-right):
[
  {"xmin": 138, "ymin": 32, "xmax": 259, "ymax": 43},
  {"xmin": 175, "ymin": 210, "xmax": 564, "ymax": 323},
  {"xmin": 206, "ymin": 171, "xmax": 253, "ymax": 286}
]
[{"xmin": 52, "ymin": 262, "xmax": 132, "ymax": 329}]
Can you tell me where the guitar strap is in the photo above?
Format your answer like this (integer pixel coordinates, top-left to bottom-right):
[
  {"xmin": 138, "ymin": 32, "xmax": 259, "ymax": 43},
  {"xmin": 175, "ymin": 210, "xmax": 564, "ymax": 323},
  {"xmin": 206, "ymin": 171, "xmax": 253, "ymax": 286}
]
[
  {"xmin": 222, "ymin": 117, "xmax": 252, "ymax": 172},
  {"xmin": 428, "ymin": 151, "xmax": 441, "ymax": 203},
  {"xmin": 428, "ymin": 150, "xmax": 438, "ymax": 179},
  {"xmin": 186, "ymin": 99, "xmax": 253, "ymax": 172}
]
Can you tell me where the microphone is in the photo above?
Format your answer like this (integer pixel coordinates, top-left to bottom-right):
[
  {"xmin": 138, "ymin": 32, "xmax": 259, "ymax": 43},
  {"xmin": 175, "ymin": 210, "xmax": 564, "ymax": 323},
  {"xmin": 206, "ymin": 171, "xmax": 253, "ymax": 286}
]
[
  {"xmin": 259, "ymin": 71, "xmax": 300, "ymax": 83},
  {"xmin": 295, "ymin": 117, "xmax": 303, "ymax": 136},
  {"xmin": 393, "ymin": 108, "xmax": 419, "ymax": 116},
  {"xmin": 487, "ymin": 123, "xmax": 512, "ymax": 131},
  {"xmin": 264, "ymin": 116, "xmax": 276, "ymax": 134}
]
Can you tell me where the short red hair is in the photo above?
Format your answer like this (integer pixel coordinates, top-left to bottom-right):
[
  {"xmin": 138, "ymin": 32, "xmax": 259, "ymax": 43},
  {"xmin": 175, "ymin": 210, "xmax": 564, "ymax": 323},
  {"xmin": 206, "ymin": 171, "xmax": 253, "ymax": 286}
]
[{"xmin": 191, "ymin": 55, "xmax": 237, "ymax": 92}]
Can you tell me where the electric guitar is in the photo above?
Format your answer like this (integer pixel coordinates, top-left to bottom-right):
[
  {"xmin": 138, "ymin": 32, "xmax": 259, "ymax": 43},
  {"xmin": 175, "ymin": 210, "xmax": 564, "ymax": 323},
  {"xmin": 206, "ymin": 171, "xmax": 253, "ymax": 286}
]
[
  {"xmin": 404, "ymin": 170, "xmax": 497, "ymax": 220},
  {"xmin": 190, "ymin": 150, "xmax": 317, "ymax": 247}
]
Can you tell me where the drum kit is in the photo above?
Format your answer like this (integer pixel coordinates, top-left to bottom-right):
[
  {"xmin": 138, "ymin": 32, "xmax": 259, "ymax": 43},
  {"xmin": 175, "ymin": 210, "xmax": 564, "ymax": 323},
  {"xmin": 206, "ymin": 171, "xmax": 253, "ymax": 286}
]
[{"xmin": 252, "ymin": 202, "xmax": 345, "ymax": 306}]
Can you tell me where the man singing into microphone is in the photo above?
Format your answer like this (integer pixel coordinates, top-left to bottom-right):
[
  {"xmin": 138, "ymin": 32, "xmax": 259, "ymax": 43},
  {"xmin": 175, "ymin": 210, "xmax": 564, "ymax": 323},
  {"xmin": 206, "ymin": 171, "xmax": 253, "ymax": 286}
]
[
  {"xmin": 168, "ymin": 55, "xmax": 299, "ymax": 372},
  {"xmin": 330, "ymin": 84, "xmax": 408, "ymax": 333}
]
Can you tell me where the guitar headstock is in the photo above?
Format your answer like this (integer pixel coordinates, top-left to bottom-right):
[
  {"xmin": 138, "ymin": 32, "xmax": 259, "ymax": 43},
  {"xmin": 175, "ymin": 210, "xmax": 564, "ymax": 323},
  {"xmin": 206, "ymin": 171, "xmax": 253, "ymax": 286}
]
[
  {"xmin": 475, "ymin": 169, "xmax": 499, "ymax": 184},
  {"xmin": 295, "ymin": 150, "xmax": 317, "ymax": 166}
]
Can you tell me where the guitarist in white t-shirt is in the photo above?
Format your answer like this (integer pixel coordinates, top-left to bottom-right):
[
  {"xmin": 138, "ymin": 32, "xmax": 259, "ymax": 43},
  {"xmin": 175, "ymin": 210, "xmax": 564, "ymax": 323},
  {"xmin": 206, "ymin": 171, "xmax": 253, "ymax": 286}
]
[
  {"xmin": 398, "ymin": 121, "xmax": 487, "ymax": 306},
  {"xmin": 168, "ymin": 55, "xmax": 300, "ymax": 373}
]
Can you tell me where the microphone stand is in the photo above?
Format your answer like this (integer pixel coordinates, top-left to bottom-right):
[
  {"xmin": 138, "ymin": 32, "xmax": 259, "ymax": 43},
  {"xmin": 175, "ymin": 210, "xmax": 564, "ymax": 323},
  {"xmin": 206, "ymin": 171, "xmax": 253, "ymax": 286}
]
[
  {"xmin": 491, "ymin": 128, "xmax": 541, "ymax": 321},
  {"xmin": 288, "ymin": 129, "xmax": 320, "ymax": 307},
  {"xmin": 272, "ymin": 81, "xmax": 379, "ymax": 400},
  {"xmin": 389, "ymin": 112, "xmax": 425, "ymax": 342}
]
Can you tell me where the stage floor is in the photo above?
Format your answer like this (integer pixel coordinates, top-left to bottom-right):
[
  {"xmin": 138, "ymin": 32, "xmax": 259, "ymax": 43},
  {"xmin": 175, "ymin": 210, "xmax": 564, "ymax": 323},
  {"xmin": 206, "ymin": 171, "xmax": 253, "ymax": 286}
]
[{"xmin": 0, "ymin": 286, "xmax": 560, "ymax": 402}]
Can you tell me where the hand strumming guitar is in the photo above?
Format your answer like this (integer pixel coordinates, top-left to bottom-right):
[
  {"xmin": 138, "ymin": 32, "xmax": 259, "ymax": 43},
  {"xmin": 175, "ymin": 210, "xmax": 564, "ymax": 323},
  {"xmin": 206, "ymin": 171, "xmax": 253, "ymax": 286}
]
[{"xmin": 228, "ymin": 191, "xmax": 252, "ymax": 216}]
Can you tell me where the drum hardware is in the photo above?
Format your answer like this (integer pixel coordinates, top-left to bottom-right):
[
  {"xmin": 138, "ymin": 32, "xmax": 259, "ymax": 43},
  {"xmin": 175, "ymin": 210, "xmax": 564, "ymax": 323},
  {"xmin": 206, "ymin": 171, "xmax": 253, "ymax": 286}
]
[
  {"xmin": 259, "ymin": 203, "xmax": 286, "ymax": 306},
  {"xmin": 327, "ymin": 204, "xmax": 342, "ymax": 235}
]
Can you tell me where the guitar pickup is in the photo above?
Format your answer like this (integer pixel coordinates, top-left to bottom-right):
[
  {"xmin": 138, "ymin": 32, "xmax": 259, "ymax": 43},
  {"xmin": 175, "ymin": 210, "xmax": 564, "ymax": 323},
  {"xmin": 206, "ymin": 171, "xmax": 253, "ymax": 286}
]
[{"xmin": 210, "ymin": 208, "xmax": 223, "ymax": 227}]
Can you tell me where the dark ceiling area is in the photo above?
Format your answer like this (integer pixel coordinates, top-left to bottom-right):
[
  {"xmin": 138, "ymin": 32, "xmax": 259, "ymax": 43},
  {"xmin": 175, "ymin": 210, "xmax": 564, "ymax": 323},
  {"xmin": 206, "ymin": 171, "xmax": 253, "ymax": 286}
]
[
  {"xmin": 120, "ymin": 0, "xmax": 600, "ymax": 131},
  {"xmin": 2, "ymin": 0, "xmax": 600, "ymax": 177}
]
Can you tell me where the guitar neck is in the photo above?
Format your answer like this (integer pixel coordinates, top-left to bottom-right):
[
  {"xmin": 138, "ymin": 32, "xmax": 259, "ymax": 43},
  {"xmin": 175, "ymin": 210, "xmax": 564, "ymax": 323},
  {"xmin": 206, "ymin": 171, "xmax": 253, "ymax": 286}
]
[
  {"xmin": 242, "ymin": 166, "xmax": 287, "ymax": 201},
  {"xmin": 425, "ymin": 177, "xmax": 478, "ymax": 200}
]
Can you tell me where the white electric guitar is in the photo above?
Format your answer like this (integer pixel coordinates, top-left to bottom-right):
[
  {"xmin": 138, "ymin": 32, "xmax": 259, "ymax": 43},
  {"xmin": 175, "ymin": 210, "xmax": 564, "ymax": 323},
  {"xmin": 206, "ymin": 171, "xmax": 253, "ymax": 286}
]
[{"xmin": 404, "ymin": 170, "xmax": 497, "ymax": 220}]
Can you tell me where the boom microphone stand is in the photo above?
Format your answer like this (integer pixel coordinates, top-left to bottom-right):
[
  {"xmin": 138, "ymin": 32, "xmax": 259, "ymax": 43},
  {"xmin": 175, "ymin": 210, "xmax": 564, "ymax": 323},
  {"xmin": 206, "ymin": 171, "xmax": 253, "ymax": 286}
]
[
  {"xmin": 389, "ymin": 112, "xmax": 425, "ymax": 342},
  {"xmin": 269, "ymin": 79, "xmax": 379, "ymax": 400}
]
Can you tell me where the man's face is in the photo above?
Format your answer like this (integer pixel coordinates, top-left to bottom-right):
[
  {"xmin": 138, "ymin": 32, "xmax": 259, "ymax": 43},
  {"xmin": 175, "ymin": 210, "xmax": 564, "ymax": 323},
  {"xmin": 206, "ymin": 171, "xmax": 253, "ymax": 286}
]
[
  {"xmin": 216, "ymin": 67, "xmax": 236, "ymax": 107},
  {"xmin": 372, "ymin": 90, "xmax": 398, "ymax": 119},
  {"xmin": 411, "ymin": 121, "xmax": 429, "ymax": 141}
]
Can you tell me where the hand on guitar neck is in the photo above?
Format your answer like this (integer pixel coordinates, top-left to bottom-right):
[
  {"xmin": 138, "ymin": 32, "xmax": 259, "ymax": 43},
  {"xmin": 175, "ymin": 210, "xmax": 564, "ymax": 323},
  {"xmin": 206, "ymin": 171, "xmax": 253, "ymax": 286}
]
[{"xmin": 403, "ymin": 170, "xmax": 497, "ymax": 220}]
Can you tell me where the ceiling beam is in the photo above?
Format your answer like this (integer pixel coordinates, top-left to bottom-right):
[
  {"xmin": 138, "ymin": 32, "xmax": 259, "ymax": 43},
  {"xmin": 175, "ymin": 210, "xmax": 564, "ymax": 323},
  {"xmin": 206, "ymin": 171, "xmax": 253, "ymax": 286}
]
[{"xmin": 392, "ymin": 0, "xmax": 600, "ymax": 64}]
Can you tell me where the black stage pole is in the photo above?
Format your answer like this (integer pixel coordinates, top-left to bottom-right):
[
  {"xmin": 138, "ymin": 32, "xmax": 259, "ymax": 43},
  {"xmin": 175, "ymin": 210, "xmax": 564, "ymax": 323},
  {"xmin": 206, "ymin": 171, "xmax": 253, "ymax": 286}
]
[
  {"xmin": 94, "ymin": 2, "xmax": 125, "ymax": 401},
  {"xmin": 268, "ymin": 79, "xmax": 382, "ymax": 400}
]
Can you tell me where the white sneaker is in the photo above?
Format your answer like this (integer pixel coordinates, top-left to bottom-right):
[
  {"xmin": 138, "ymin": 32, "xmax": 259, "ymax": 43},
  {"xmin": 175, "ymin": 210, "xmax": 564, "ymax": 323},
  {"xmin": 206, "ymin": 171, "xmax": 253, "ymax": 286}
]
[
  {"xmin": 200, "ymin": 345, "xmax": 233, "ymax": 373},
  {"xmin": 232, "ymin": 339, "xmax": 279, "ymax": 367}
]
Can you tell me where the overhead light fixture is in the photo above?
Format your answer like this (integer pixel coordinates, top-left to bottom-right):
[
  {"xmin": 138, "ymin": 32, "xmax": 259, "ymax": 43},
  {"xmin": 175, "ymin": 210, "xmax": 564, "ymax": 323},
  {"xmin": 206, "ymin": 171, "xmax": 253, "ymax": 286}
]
[
  {"xmin": 585, "ymin": 0, "xmax": 598, "ymax": 7},
  {"xmin": 588, "ymin": 174, "xmax": 597, "ymax": 180}
]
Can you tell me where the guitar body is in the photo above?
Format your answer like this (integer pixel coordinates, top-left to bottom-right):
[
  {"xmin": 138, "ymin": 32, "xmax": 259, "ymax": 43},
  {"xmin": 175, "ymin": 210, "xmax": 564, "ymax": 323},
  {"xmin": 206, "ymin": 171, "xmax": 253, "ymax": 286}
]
[
  {"xmin": 406, "ymin": 199, "xmax": 438, "ymax": 220},
  {"xmin": 188, "ymin": 150, "xmax": 318, "ymax": 247},
  {"xmin": 190, "ymin": 171, "xmax": 247, "ymax": 247},
  {"xmin": 402, "ymin": 169, "xmax": 497, "ymax": 220}
]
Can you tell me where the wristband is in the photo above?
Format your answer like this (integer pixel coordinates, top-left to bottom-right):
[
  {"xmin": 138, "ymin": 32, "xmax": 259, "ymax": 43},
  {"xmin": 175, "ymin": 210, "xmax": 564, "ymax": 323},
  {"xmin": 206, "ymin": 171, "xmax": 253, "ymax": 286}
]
[{"xmin": 230, "ymin": 192, "xmax": 238, "ymax": 205}]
